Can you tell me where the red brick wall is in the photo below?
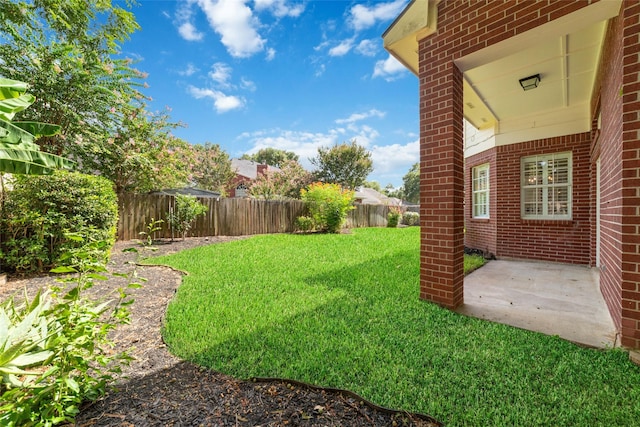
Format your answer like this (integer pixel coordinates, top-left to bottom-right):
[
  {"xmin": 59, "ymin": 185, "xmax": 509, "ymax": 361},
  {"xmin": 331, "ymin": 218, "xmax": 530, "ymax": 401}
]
[
  {"xmin": 418, "ymin": 0, "xmax": 598, "ymax": 308},
  {"xmin": 619, "ymin": 0, "xmax": 640, "ymax": 348},
  {"xmin": 464, "ymin": 150, "xmax": 497, "ymax": 257},
  {"xmin": 594, "ymin": 11, "xmax": 625, "ymax": 337},
  {"xmin": 495, "ymin": 133, "xmax": 593, "ymax": 264}
]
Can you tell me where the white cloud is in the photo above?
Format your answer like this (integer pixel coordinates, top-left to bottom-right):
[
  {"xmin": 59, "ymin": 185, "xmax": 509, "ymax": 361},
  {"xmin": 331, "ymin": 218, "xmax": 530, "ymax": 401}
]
[
  {"xmin": 314, "ymin": 63, "xmax": 326, "ymax": 77},
  {"xmin": 328, "ymin": 39, "xmax": 354, "ymax": 57},
  {"xmin": 335, "ymin": 109, "xmax": 386, "ymax": 125},
  {"xmin": 266, "ymin": 47, "xmax": 276, "ymax": 61},
  {"xmin": 208, "ymin": 62, "xmax": 233, "ymax": 86},
  {"xmin": 349, "ymin": 0, "xmax": 407, "ymax": 31},
  {"xmin": 179, "ymin": 63, "xmax": 199, "ymax": 76},
  {"xmin": 240, "ymin": 129, "xmax": 340, "ymax": 169},
  {"xmin": 373, "ymin": 54, "xmax": 407, "ymax": 81},
  {"xmin": 241, "ymin": 77, "xmax": 257, "ymax": 91},
  {"xmin": 254, "ymin": 0, "xmax": 305, "ymax": 17},
  {"xmin": 175, "ymin": 1, "xmax": 204, "ymax": 41},
  {"xmin": 370, "ymin": 139, "xmax": 419, "ymax": 174},
  {"xmin": 188, "ymin": 85, "xmax": 244, "ymax": 113},
  {"xmin": 178, "ymin": 21, "xmax": 204, "ymax": 41},
  {"xmin": 196, "ymin": 0, "xmax": 265, "ymax": 58},
  {"xmin": 355, "ymin": 39, "xmax": 378, "ymax": 57}
]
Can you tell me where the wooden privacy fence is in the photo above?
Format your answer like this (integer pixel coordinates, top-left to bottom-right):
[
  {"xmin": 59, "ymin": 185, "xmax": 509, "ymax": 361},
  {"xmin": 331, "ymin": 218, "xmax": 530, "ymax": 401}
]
[{"xmin": 117, "ymin": 194, "xmax": 394, "ymax": 241}]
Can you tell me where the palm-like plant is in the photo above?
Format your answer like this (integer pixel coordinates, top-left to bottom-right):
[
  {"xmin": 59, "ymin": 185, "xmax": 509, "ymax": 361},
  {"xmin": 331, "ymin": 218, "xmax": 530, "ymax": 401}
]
[{"xmin": 0, "ymin": 78, "xmax": 73, "ymax": 175}]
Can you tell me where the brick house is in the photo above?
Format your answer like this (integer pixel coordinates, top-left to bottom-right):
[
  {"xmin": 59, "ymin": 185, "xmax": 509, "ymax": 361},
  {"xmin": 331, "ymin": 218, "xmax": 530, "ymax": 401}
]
[
  {"xmin": 383, "ymin": 0, "xmax": 640, "ymax": 348},
  {"xmin": 228, "ymin": 159, "xmax": 280, "ymax": 197}
]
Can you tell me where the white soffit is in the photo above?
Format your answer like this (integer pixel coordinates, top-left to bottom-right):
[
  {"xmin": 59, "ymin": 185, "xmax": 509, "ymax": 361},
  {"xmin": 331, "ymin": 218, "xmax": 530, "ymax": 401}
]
[
  {"xmin": 458, "ymin": 0, "xmax": 622, "ymax": 139},
  {"xmin": 382, "ymin": 0, "xmax": 437, "ymax": 75}
]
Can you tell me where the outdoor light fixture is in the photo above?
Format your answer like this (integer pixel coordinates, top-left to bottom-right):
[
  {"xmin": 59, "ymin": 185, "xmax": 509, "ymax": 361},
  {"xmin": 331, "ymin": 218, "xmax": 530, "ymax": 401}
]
[{"xmin": 519, "ymin": 74, "xmax": 541, "ymax": 91}]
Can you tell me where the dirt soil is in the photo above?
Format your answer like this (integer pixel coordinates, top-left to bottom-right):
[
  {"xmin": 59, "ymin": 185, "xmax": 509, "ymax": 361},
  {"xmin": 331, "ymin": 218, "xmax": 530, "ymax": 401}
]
[{"xmin": 2, "ymin": 237, "xmax": 440, "ymax": 427}]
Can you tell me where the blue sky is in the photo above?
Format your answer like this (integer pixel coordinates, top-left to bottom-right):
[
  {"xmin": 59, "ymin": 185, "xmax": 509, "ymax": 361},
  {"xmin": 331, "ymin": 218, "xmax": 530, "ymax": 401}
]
[{"xmin": 125, "ymin": 0, "xmax": 419, "ymax": 187}]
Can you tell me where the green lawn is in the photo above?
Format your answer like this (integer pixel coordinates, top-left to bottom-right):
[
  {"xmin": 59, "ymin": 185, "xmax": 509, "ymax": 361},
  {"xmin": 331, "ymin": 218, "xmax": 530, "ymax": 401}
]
[{"xmin": 150, "ymin": 227, "xmax": 640, "ymax": 426}]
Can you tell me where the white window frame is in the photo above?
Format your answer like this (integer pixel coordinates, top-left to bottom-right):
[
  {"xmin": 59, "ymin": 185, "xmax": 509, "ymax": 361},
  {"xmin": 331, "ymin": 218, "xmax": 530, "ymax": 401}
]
[
  {"xmin": 472, "ymin": 164, "xmax": 490, "ymax": 219},
  {"xmin": 521, "ymin": 152, "xmax": 572, "ymax": 220}
]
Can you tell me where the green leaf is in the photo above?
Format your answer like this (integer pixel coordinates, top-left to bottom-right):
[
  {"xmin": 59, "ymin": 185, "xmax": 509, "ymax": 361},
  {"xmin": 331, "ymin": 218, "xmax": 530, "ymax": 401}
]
[
  {"xmin": 0, "ymin": 118, "xmax": 35, "ymax": 145},
  {"xmin": 127, "ymin": 283, "xmax": 143, "ymax": 289},
  {"xmin": 0, "ymin": 145, "xmax": 75, "ymax": 175},
  {"xmin": 11, "ymin": 350, "xmax": 53, "ymax": 367},
  {"xmin": 0, "ymin": 94, "xmax": 35, "ymax": 121},
  {"xmin": 0, "ymin": 78, "xmax": 28, "ymax": 99},
  {"xmin": 86, "ymin": 273, "xmax": 108, "ymax": 281},
  {"xmin": 65, "ymin": 377, "xmax": 80, "ymax": 393},
  {"xmin": 12, "ymin": 121, "xmax": 61, "ymax": 138},
  {"xmin": 50, "ymin": 266, "xmax": 77, "ymax": 274}
]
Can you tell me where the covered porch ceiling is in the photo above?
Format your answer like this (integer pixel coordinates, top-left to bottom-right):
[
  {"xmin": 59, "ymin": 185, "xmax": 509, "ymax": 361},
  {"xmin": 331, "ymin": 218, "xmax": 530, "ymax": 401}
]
[{"xmin": 383, "ymin": 0, "xmax": 623, "ymax": 145}]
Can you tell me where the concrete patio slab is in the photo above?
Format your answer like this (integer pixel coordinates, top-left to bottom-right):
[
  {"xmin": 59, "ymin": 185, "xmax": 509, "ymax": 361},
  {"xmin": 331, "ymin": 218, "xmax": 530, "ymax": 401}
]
[{"xmin": 457, "ymin": 260, "xmax": 618, "ymax": 348}]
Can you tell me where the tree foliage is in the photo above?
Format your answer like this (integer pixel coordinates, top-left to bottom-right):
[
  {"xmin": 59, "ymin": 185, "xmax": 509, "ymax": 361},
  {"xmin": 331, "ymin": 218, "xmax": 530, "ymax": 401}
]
[
  {"xmin": 310, "ymin": 140, "xmax": 373, "ymax": 190},
  {"xmin": 188, "ymin": 143, "xmax": 236, "ymax": 195},
  {"xmin": 0, "ymin": 0, "xmax": 143, "ymax": 157},
  {"xmin": 402, "ymin": 162, "xmax": 420, "ymax": 204},
  {"xmin": 241, "ymin": 148, "xmax": 299, "ymax": 168},
  {"xmin": 249, "ymin": 160, "xmax": 312, "ymax": 200},
  {"xmin": 72, "ymin": 104, "xmax": 189, "ymax": 195}
]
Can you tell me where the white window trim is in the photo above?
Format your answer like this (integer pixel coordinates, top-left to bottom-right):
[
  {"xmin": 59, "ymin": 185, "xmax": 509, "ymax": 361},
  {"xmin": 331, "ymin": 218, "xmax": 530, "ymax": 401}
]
[
  {"xmin": 521, "ymin": 152, "xmax": 572, "ymax": 220},
  {"xmin": 472, "ymin": 163, "xmax": 490, "ymax": 219}
]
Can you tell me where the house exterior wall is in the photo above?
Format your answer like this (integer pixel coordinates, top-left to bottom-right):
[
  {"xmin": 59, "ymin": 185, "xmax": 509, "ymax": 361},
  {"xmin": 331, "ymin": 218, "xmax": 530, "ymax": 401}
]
[
  {"xmin": 465, "ymin": 133, "xmax": 592, "ymax": 264},
  {"xmin": 464, "ymin": 149, "xmax": 497, "ymax": 257},
  {"xmin": 418, "ymin": 0, "xmax": 599, "ymax": 309},
  {"xmin": 589, "ymin": 1, "xmax": 640, "ymax": 347},
  {"xmin": 497, "ymin": 133, "xmax": 592, "ymax": 263},
  {"xmin": 593, "ymin": 8, "xmax": 625, "ymax": 338},
  {"xmin": 418, "ymin": 0, "xmax": 640, "ymax": 347}
]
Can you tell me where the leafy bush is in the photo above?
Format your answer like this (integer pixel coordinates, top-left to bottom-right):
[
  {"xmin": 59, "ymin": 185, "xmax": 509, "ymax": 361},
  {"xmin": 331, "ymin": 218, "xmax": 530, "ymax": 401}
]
[
  {"xmin": 0, "ymin": 236, "xmax": 136, "ymax": 426},
  {"xmin": 402, "ymin": 211, "xmax": 420, "ymax": 226},
  {"xmin": 167, "ymin": 194, "xmax": 207, "ymax": 240},
  {"xmin": 0, "ymin": 171, "xmax": 118, "ymax": 274},
  {"xmin": 299, "ymin": 182, "xmax": 354, "ymax": 233},
  {"xmin": 295, "ymin": 216, "xmax": 315, "ymax": 233},
  {"xmin": 387, "ymin": 207, "xmax": 402, "ymax": 228}
]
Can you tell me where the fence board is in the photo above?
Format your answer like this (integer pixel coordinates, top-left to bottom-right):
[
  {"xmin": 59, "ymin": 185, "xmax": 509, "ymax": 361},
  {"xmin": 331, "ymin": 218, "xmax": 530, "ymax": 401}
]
[{"xmin": 117, "ymin": 194, "xmax": 394, "ymax": 241}]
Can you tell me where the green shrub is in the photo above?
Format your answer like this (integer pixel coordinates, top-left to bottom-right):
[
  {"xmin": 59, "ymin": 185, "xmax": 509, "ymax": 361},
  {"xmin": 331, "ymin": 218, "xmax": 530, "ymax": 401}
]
[
  {"xmin": 299, "ymin": 182, "xmax": 355, "ymax": 233},
  {"xmin": 0, "ymin": 171, "xmax": 118, "ymax": 274},
  {"xmin": 0, "ymin": 236, "xmax": 135, "ymax": 426},
  {"xmin": 295, "ymin": 216, "xmax": 315, "ymax": 233},
  {"xmin": 402, "ymin": 211, "xmax": 420, "ymax": 226},
  {"xmin": 167, "ymin": 194, "xmax": 207, "ymax": 240},
  {"xmin": 387, "ymin": 207, "xmax": 402, "ymax": 228}
]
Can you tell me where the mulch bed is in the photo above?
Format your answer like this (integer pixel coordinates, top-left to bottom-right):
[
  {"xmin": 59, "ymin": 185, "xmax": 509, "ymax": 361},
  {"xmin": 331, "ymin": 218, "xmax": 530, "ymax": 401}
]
[{"xmin": 2, "ymin": 237, "xmax": 440, "ymax": 427}]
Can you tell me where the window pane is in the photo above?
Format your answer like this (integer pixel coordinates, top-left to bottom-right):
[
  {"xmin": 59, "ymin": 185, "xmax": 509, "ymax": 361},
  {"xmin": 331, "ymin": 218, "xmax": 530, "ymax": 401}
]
[
  {"xmin": 551, "ymin": 158, "xmax": 568, "ymax": 184},
  {"xmin": 523, "ymin": 160, "xmax": 541, "ymax": 186},
  {"xmin": 523, "ymin": 188, "xmax": 542, "ymax": 215},
  {"xmin": 549, "ymin": 187, "xmax": 568, "ymax": 215},
  {"xmin": 521, "ymin": 152, "xmax": 571, "ymax": 219}
]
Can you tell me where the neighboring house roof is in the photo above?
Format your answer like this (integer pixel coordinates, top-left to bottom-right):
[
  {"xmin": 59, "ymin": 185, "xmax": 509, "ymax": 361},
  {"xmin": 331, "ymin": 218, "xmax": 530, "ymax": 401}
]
[
  {"xmin": 151, "ymin": 188, "xmax": 221, "ymax": 198},
  {"xmin": 354, "ymin": 187, "xmax": 400, "ymax": 205},
  {"xmin": 231, "ymin": 159, "xmax": 281, "ymax": 180}
]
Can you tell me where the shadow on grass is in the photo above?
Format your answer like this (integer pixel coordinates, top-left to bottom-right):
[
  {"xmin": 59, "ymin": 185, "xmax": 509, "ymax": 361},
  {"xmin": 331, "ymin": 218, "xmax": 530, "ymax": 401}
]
[{"xmin": 165, "ymin": 251, "xmax": 640, "ymax": 426}]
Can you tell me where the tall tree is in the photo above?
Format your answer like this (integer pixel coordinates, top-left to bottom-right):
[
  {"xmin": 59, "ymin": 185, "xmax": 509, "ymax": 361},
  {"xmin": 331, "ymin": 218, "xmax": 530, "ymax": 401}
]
[
  {"xmin": 249, "ymin": 160, "xmax": 312, "ymax": 200},
  {"xmin": 402, "ymin": 162, "xmax": 420, "ymax": 204},
  {"xmin": 310, "ymin": 140, "xmax": 373, "ymax": 190},
  {"xmin": 241, "ymin": 148, "xmax": 299, "ymax": 168},
  {"xmin": 0, "ymin": 0, "xmax": 143, "ymax": 156},
  {"xmin": 189, "ymin": 143, "xmax": 236, "ymax": 195},
  {"xmin": 71, "ymin": 104, "xmax": 190, "ymax": 195}
]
